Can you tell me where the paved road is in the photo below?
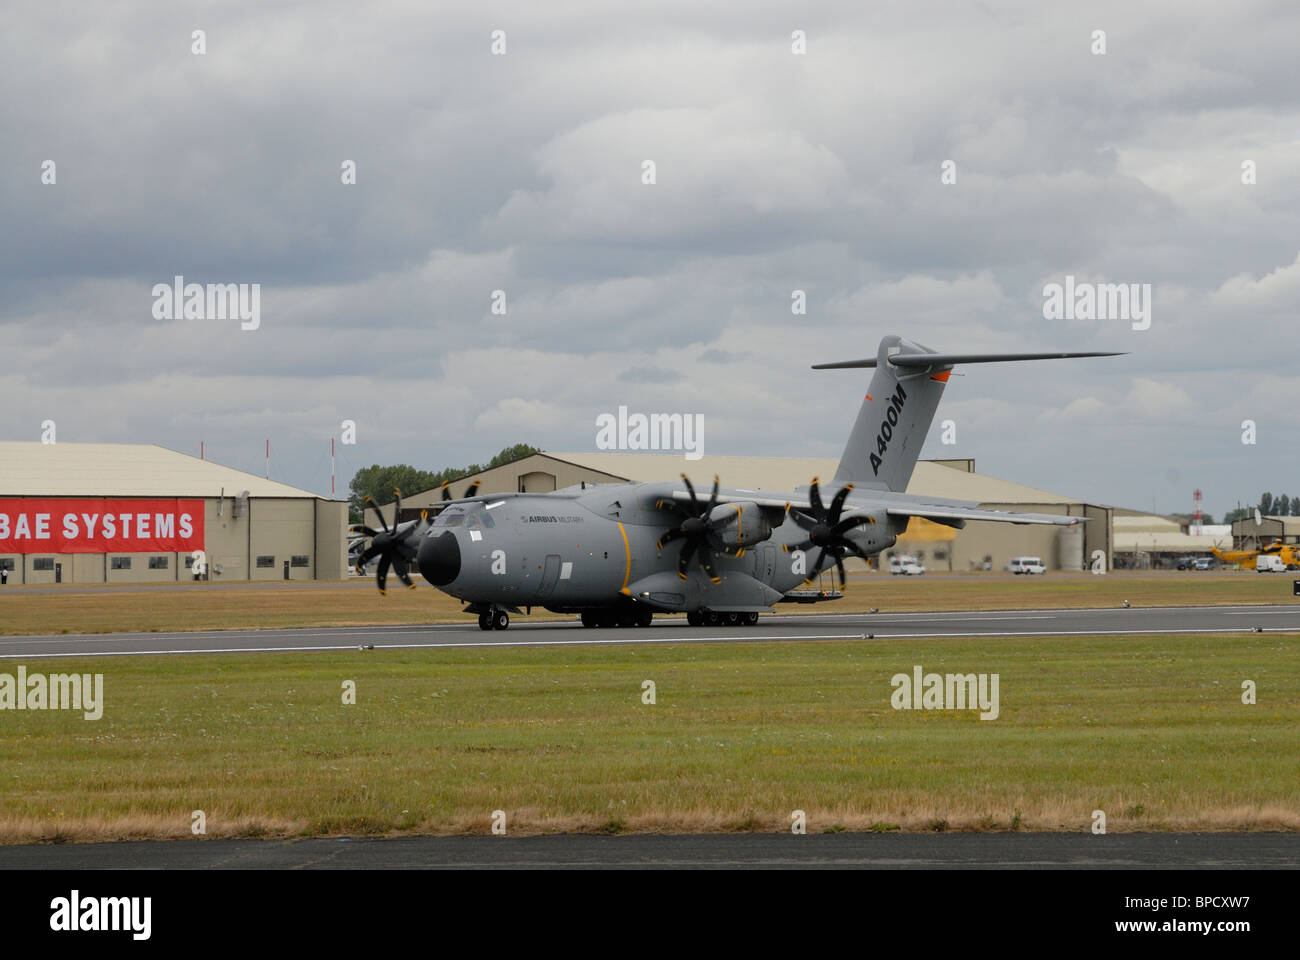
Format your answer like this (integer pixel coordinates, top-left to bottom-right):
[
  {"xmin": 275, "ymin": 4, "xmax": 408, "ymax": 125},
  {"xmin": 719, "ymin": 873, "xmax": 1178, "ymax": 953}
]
[
  {"xmin": 1, "ymin": 832, "xmax": 1295, "ymax": 869},
  {"xmin": 0, "ymin": 604, "xmax": 1295, "ymax": 659}
]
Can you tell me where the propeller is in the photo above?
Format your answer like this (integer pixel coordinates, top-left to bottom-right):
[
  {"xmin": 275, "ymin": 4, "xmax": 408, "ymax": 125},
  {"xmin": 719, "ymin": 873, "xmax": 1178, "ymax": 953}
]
[
  {"xmin": 655, "ymin": 474, "xmax": 727, "ymax": 583},
  {"xmin": 784, "ymin": 476, "xmax": 875, "ymax": 588},
  {"xmin": 356, "ymin": 487, "xmax": 427, "ymax": 594},
  {"xmin": 441, "ymin": 479, "xmax": 481, "ymax": 501}
]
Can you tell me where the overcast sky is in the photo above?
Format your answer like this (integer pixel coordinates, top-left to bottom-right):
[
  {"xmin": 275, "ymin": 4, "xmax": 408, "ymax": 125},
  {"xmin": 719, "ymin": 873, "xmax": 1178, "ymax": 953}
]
[{"xmin": 3, "ymin": 1, "xmax": 1297, "ymax": 518}]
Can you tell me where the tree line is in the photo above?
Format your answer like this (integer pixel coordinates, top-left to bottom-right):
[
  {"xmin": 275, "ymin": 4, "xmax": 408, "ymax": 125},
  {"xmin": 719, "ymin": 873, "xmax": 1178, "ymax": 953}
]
[
  {"xmin": 347, "ymin": 444, "xmax": 540, "ymax": 522},
  {"xmin": 1222, "ymin": 492, "xmax": 1300, "ymax": 524}
]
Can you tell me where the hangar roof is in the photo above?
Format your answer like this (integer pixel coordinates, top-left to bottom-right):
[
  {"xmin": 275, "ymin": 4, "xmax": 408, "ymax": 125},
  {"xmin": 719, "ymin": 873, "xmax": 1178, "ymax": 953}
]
[
  {"xmin": 548, "ymin": 452, "xmax": 1080, "ymax": 505},
  {"xmin": 0, "ymin": 442, "xmax": 326, "ymax": 498}
]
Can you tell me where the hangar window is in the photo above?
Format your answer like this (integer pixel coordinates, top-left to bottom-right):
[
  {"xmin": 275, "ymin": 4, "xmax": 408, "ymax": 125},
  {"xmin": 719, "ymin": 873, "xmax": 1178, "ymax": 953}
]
[
  {"xmin": 0, "ymin": 558, "xmax": 14, "ymax": 571},
  {"xmin": 32, "ymin": 558, "xmax": 54, "ymax": 571},
  {"xmin": 256, "ymin": 555, "xmax": 275, "ymax": 568},
  {"xmin": 149, "ymin": 556, "xmax": 169, "ymax": 570},
  {"xmin": 291, "ymin": 555, "xmax": 309, "ymax": 567},
  {"xmin": 111, "ymin": 557, "xmax": 132, "ymax": 570}
]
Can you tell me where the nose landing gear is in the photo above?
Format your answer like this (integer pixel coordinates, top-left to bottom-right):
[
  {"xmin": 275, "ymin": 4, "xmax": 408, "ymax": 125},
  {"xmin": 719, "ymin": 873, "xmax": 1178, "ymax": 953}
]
[{"xmin": 477, "ymin": 607, "xmax": 510, "ymax": 631}]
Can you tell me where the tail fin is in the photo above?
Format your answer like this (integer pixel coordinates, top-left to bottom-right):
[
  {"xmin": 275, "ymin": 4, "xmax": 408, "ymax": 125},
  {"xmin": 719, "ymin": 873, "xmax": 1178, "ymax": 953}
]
[{"xmin": 814, "ymin": 336, "xmax": 1123, "ymax": 493}]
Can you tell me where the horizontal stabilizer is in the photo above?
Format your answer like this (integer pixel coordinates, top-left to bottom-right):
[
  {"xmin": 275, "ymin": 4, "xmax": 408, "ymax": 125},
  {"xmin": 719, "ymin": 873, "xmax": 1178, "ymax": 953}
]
[{"xmin": 813, "ymin": 351, "xmax": 1123, "ymax": 370}]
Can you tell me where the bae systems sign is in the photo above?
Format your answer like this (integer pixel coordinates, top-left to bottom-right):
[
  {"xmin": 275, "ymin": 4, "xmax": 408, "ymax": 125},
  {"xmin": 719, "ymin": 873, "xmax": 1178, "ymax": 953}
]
[{"xmin": 0, "ymin": 499, "xmax": 204, "ymax": 554}]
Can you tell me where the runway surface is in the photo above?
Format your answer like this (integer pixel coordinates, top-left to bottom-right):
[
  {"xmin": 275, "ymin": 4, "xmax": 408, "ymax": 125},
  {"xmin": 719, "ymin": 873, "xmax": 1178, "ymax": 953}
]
[
  {"xmin": 1, "ymin": 832, "xmax": 1295, "ymax": 869},
  {"xmin": 0, "ymin": 604, "xmax": 1296, "ymax": 659}
]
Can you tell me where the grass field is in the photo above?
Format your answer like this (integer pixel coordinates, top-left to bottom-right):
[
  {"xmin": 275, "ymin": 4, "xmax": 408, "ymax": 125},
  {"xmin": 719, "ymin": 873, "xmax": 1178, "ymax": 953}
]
[
  {"xmin": 2, "ymin": 630, "xmax": 1297, "ymax": 843},
  {"xmin": 0, "ymin": 571, "xmax": 1293, "ymax": 636}
]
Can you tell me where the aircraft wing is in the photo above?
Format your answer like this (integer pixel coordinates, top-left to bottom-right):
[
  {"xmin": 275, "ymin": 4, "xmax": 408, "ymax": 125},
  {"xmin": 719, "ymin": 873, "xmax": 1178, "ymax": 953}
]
[
  {"xmin": 666, "ymin": 487, "xmax": 1086, "ymax": 527},
  {"xmin": 883, "ymin": 504, "xmax": 1086, "ymax": 528}
]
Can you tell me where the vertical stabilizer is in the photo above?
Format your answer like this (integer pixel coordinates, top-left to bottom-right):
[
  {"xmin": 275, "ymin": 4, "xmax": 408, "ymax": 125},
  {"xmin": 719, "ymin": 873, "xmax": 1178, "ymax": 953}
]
[{"xmin": 827, "ymin": 336, "xmax": 950, "ymax": 492}]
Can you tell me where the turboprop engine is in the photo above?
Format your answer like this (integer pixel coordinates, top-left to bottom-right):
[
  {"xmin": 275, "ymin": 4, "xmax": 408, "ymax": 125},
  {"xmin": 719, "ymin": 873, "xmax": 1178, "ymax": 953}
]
[{"xmin": 707, "ymin": 501, "xmax": 773, "ymax": 552}]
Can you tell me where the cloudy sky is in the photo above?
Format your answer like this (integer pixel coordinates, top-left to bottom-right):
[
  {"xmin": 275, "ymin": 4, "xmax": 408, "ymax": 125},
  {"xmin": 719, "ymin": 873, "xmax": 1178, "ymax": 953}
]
[{"xmin": 3, "ymin": 1, "xmax": 1297, "ymax": 518}]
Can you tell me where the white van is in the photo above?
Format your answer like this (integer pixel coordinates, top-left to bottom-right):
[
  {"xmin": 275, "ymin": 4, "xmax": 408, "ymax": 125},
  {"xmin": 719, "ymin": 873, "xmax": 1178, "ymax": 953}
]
[
  {"xmin": 1256, "ymin": 555, "xmax": 1286, "ymax": 573},
  {"xmin": 889, "ymin": 555, "xmax": 926, "ymax": 576},
  {"xmin": 1008, "ymin": 556, "xmax": 1046, "ymax": 575}
]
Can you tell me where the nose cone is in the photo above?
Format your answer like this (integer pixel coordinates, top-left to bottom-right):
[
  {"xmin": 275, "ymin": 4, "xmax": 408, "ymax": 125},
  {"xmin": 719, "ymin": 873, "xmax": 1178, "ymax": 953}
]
[{"xmin": 418, "ymin": 531, "xmax": 461, "ymax": 586}]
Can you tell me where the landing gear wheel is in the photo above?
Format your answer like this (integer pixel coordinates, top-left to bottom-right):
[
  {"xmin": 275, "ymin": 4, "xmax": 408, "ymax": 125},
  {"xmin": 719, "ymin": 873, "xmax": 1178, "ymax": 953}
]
[
  {"xmin": 635, "ymin": 608, "xmax": 653, "ymax": 628},
  {"xmin": 477, "ymin": 611, "xmax": 492, "ymax": 631},
  {"xmin": 597, "ymin": 610, "xmax": 618, "ymax": 629},
  {"xmin": 617, "ymin": 609, "xmax": 636, "ymax": 628},
  {"xmin": 704, "ymin": 611, "xmax": 721, "ymax": 627},
  {"xmin": 687, "ymin": 611, "xmax": 704, "ymax": 627},
  {"xmin": 581, "ymin": 611, "xmax": 597, "ymax": 628},
  {"xmin": 492, "ymin": 609, "xmax": 509, "ymax": 630},
  {"xmin": 725, "ymin": 612, "xmax": 741, "ymax": 626},
  {"xmin": 744, "ymin": 611, "xmax": 759, "ymax": 626}
]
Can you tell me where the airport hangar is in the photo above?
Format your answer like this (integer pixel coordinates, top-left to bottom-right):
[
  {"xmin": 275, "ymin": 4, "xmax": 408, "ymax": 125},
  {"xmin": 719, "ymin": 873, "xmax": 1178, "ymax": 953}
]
[
  {"xmin": 380, "ymin": 451, "xmax": 1116, "ymax": 573},
  {"xmin": 0, "ymin": 442, "xmax": 348, "ymax": 585}
]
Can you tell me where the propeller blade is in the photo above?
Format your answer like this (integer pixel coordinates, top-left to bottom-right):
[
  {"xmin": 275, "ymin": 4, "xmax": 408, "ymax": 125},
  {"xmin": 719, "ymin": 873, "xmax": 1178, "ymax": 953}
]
[
  {"xmin": 359, "ymin": 543, "xmax": 384, "ymax": 564},
  {"xmin": 828, "ymin": 484, "xmax": 855, "ymax": 524},
  {"xmin": 376, "ymin": 555, "xmax": 391, "ymax": 594},
  {"xmin": 393, "ymin": 556, "xmax": 415, "ymax": 589},
  {"xmin": 392, "ymin": 488, "xmax": 402, "ymax": 520},
  {"xmin": 441, "ymin": 482, "xmax": 452, "ymax": 502},
  {"xmin": 831, "ymin": 515, "xmax": 872, "ymax": 537},
  {"xmin": 464, "ymin": 481, "xmax": 480, "ymax": 498},
  {"xmin": 364, "ymin": 497, "xmax": 390, "ymax": 534},
  {"xmin": 657, "ymin": 527, "xmax": 686, "ymax": 551},
  {"xmin": 697, "ymin": 544, "xmax": 719, "ymax": 583},
  {"xmin": 790, "ymin": 510, "xmax": 817, "ymax": 532},
  {"xmin": 706, "ymin": 475, "xmax": 720, "ymax": 514},
  {"xmin": 677, "ymin": 538, "xmax": 698, "ymax": 578},
  {"xmin": 835, "ymin": 554, "xmax": 847, "ymax": 590},
  {"xmin": 809, "ymin": 477, "xmax": 825, "ymax": 518},
  {"xmin": 843, "ymin": 541, "xmax": 871, "ymax": 561},
  {"xmin": 680, "ymin": 473, "xmax": 699, "ymax": 512},
  {"xmin": 813, "ymin": 547, "xmax": 826, "ymax": 573},
  {"xmin": 356, "ymin": 526, "xmax": 378, "ymax": 538}
]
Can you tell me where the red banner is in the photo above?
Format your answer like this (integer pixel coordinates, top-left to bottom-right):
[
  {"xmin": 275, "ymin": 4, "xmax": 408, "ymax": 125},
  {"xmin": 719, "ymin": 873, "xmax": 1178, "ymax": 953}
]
[{"xmin": 0, "ymin": 499, "xmax": 205, "ymax": 554}]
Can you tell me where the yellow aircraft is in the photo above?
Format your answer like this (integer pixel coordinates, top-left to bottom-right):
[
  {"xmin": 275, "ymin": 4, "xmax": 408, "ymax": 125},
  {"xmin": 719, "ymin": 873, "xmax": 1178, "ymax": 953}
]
[{"xmin": 1211, "ymin": 538, "xmax": 1300, "ymax": 569}]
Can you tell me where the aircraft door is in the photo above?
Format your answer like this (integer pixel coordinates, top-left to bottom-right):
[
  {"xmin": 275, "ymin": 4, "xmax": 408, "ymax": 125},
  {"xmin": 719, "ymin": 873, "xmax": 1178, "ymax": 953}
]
[
  {"xmin": 754, "ymin": 545, "xmax": 776, "ymax": 583},
  {"xmin": 537, "ymin": 554, "xmax": 563, "ymax": 600}
]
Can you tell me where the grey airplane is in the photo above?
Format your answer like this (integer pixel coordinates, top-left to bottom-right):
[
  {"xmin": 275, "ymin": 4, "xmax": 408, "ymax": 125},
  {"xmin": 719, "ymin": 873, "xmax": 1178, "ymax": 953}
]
[{"xmin": 355, "ymin": 335, "xmax": 1120, "ymax": 631}]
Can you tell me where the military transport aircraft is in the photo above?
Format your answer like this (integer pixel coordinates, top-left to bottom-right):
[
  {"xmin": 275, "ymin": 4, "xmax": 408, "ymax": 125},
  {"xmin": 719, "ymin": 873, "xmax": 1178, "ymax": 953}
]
[{"xmin": 354, "ymin": 335, "xmax": 1120, "ymax": 630}]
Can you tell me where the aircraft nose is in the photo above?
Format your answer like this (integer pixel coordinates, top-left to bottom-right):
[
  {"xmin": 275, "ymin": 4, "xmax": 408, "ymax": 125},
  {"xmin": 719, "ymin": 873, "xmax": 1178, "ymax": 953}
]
[{"xmin": 418, "ymin": 531, "xmax": 461, "ymax": 586}]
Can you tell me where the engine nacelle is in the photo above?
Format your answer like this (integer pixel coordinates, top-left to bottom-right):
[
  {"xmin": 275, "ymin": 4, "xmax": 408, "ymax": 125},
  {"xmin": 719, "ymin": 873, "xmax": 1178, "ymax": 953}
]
[{"xmin": 707, "ymin": 501, "xmax": 773, "ymax": 550}]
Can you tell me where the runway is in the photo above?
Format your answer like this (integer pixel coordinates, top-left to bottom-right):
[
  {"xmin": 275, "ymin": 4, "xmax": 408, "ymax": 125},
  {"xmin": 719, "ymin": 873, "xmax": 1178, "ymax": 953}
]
[
  {"xmin": 1, "ymin": 832, "xmax": 1295, "ymax": 869},
  {"xmin": 0, "ymin": 604, "xmax": 1296, "ymax": 659}
]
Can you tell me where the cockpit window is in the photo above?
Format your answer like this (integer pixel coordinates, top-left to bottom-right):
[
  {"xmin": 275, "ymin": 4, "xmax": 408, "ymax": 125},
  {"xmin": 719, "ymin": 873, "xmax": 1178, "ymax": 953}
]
[
  {"xmin": 434, "ymin": 508, "xmax": 465, "ymax": 527},
  {"xmin": 464, "ymin": 503, "xmax": 496, "ymax": 529}
]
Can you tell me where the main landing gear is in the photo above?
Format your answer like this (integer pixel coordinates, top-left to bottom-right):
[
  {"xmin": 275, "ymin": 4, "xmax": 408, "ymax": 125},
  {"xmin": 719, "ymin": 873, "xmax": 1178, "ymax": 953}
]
[
  {"xmin": 687, "ymin": 611, "xmax": 760, "ymax": 627},
  {"xmin": 579, "ymin": 608, "xmax": 654, "ymax": 629},
  {"xmin": 477, "ymin": 608, "xmax": 510, "ymax": 631}
]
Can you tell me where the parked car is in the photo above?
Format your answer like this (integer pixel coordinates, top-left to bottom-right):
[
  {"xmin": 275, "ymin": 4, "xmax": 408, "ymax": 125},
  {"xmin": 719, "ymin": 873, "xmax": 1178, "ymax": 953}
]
[
  {"xmin": 1007, "ymin": 556, "xmax": 1046, "ymax": 575},
  {"xmin": 1193, "ymin": 557, "xmax": 1217, "ymax": 571},
  {"xmin": 889, "ymin": 555, "xmax": 926, "ymax": 576}
]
